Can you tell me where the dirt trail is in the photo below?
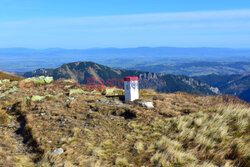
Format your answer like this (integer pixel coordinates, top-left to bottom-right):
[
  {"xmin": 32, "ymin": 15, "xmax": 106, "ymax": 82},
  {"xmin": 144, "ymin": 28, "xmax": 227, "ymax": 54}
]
[{"xmin": 0, "ymin": 104, "xmax": 43, "ymax": 166}]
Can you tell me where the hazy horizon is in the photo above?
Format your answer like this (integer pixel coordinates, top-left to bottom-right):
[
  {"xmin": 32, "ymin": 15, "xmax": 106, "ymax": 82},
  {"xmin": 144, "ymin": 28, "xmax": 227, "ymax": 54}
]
[{"xmin": 1, "ymin": 0, "xmax": 250, "ymax": 48}]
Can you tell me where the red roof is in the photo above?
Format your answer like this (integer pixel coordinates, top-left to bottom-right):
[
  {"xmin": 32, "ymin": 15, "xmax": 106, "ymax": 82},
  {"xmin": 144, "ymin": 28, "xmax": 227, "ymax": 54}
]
[{"xmin": 124, "ymin": 76, "xmax": 138, "ymax": 81}]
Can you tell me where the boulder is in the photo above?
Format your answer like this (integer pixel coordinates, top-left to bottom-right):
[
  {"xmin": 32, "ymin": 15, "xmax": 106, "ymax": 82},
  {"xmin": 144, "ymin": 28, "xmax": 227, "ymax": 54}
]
[
  {"xmin": 33, "ymin": 76, "xmax": 46, "ymax": 85},
  {"xmin": 23, "ymin": 76, "xmax": 53, "ymax": 85}
]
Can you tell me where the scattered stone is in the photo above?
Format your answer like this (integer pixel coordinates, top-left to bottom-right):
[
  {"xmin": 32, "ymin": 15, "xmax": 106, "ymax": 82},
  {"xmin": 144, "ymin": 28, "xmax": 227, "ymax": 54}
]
[
  {"xmin": 104, "ymin": 88, "xmax": 117, "ymax": 95},
  {"xmin": 64, "ymin": 79, "xmax": 75, "ymax": 83},
  {"xmin": 40, "ymin": 112, "xmax": 46, "ymax": 116},
  {"xmin": 69, "ymin": 89, "xmax": 86, "ymax": 96},
  {"xmin": 4, "ymin": 86, "xmax": 18, "ymax": 94},
  {"xmin": 105, "ymin": 87, "xmax": 124, "ymax": 95},
  {"xmin": 16, "ymin": 126, "xmax": 21, "ymax": 129},
  {"xmin": 31, "ymin": 95, "xmax": 46, "ymax": 102},
  {"xmin": 8, "ymin": 124, "xmax": 14, "ymax": 128},
  {"xmin": 11, "ymin": 81, "xmax": 18, "ymax": 85},
  {"xmin": 7, "ymin": 107, "xmax": 12, "ymax": 112},
  {"xmin": 45, "ymin": 94, "xmax": 53, "ymax": 98},
  {"xmin": 44, "ymin": 77, "xmax": 53, "ymax": 84},
  {"xmin": 91, "ymin": 90, "xmax": 102, "ymax": 95},
  {"xmin": 0, "ymin": 93, "xmax": 5, "ymax": 99},
  {"xmin": 23, "ymin": 76, "xmax": 53, "ymax": 85},
  {"xmin": 97, "ymin": 98, "xmax": 111, "ymax": 105},
  {"xmin": 64, "ymin": 85, "xmax": 72, "ymax": 89},
  {"xmin": 52, "ymin": 148, "xmax": 64, "ymax": 155},
  {"xmin": 66, "ymin": 97, "xmax": 75, "ymax": 102},
  {"xmin": 2, "ymin": 79, "xmax": 10, "ymax": 83},
  {"xmin": 33, "ymin": 77, "xmax": 46, "ymax": 85},
  {"xmin": 140, "ymin": 102, "xmax": 154, "ymax": 108},
  {"xmin": 56, "ymin": 93, "xmax": 64, "ymax": 97},
  {"xmin": 23, "ymin": 78, "xmax": 33, "ymax": 83},
  {"xmin": 81, "ymin": 124, "xmax": 89, "ymax": 128},
  {"xmin": 24, "ymin": 96, "xmax": 30, "ymax": 101}
]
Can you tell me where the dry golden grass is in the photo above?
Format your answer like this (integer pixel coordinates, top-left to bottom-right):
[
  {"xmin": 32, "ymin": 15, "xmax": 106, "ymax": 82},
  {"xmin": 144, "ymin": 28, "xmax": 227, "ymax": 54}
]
[
  {"xmin": 0, "ymin": 79, "xmax": 249, "ymax": 166},
  {"xmin": 0, "ymin": 71, "xmax": 23, "ymax": 81}
]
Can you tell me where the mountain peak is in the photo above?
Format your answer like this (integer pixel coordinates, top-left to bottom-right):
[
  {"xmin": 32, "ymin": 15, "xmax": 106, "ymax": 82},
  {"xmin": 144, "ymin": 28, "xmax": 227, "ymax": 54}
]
[{"xmin": 23, "ymin": 61, "xmax": 218, "ymax": 96}]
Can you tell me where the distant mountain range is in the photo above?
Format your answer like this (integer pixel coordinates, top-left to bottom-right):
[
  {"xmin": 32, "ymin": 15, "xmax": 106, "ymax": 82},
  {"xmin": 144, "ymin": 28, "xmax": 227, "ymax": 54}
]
[
  {"xmin": 194, "ymin": 73, "xmax": 250, "ymax": 102},
  {"xmin": 23, "ymin": 61, "xmax": 219, "ymax": 96},
  {"xmin": 126, "ymin": 61, "xmax": 250, "ymax": 76},
  {"xmin": 1, "ymin": 47, "xmax": 250, "ymax": 74}
]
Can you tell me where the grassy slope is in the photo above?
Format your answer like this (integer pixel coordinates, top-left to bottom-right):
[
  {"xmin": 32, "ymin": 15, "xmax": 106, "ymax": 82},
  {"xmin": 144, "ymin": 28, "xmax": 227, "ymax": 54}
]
[
  {"xmin": 0, "ymin": 77, "xmax": 249, "ymax": 167},
  {"xmin": 0, "ymin": 71, "xmax": 23, "ymax": 81}
]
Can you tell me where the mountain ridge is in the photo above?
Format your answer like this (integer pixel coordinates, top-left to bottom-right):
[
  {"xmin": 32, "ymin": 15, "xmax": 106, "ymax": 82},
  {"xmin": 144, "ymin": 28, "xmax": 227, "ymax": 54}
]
[
  {"xmin": 194, "ymin": 73, "xmax": 250, "ymax": 102},
  {"xmin": 23, "ymin": 61, "xmax": 218, "ymax": 96}
]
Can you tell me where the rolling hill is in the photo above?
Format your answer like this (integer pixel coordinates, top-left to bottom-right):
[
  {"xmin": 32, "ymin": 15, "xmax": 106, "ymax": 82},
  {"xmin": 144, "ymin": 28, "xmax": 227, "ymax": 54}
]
[{"xmin": 23, "ymin": 61, "xmax": 219, "ymax": 96}]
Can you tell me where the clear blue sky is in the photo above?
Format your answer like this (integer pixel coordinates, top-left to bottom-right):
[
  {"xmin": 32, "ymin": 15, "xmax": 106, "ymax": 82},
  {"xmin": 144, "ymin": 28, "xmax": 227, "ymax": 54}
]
[{"xmin": 0, "ymin": 0, "xmax": 250, "ymax": 48}]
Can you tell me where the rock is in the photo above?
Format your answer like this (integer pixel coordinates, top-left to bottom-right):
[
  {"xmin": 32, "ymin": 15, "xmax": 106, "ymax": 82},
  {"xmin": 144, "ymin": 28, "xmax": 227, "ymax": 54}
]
[
  {"xmin": 140, "ymin": 102, "xmax": 154, "ymax": 108},
  {"xmin": 44, "ymin": 77, "xmax": 53, "ymax": 84},
  {"xmin": 24, "ymin": 96, "xmax": 30, "ymax": 101},
  {"xmin": 64, "ymin": 79, "xmax": 75, "ymax": 83},
  {"xmin": 8, "ymin": 124, "xmax": 14, "ymax": 128},
  {"xmin": 16, "ymin": 126, "xmax": 21, "ymax": 129},
  {"xmin": 2, "ymin": 79, "xmax": 10, "ymax": 83},
  {"xmin": 64, "ymin": 85, "xmax": 72, "ymax": 89},
  {"xmin": 104, "ymin": 88, "xmax": 124, "ymax": 95},
  {"xmin": 4, "ymin": 86, "xmax": 18, "ymax": 94},
  {"xmin": 105, "ymin": 87, "xmax": 117, "ymax": 95},
  {"xmin": 66, "ymin": 97, "xmax": 75, "ymax": 102},
  {"xmin": 40, "ymin": 112, "xmax": 46, "ymax": 116},
  {"xmin": 56, "ymin": 93, "xmax": 64, "ymax": 97},
  {"xmin": 33, "ymin": 76, "xmax": 46, "ymax": 85},
  {"xmin": 31, "ymin": 95, "xmax": 45, "ymax": 102},
  {"xmin": 45, "ymin": 94, "xmax": 53, "ymax": 98},
  {"xmin": 0, "ymin": 93, "xmax": 5, "ymax": 99},
  {"xmin": 7, "ymin": 107, "xmax": 12, "ymax": 112},
  {"xmin": 97, "ymin": 98, "xmax": 110, "ymax": 104},
  {"xmin": 23, "ymin": 78, "xmax": 33, "ymax": 83},
  {"xmin": 53, "ymin": 148, "xmax": 64, "ymax": 155},
  {"xmin": 23, "ymin": 76, "xmax": 53, "ymax": 85},
  {"xmin": 11, "ymin": 81, "xmax": 18, "ymax": 85},
  {"xmin": 69, "ymin": 89, "xmax": 86, "ymax": 96}
]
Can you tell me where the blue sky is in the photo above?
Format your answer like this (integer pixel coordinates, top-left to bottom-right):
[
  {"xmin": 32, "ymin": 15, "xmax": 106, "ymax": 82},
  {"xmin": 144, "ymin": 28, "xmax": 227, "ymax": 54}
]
[{"xmin": 0, "ymin": 0, "xmax": 250, "ymax": 48}]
